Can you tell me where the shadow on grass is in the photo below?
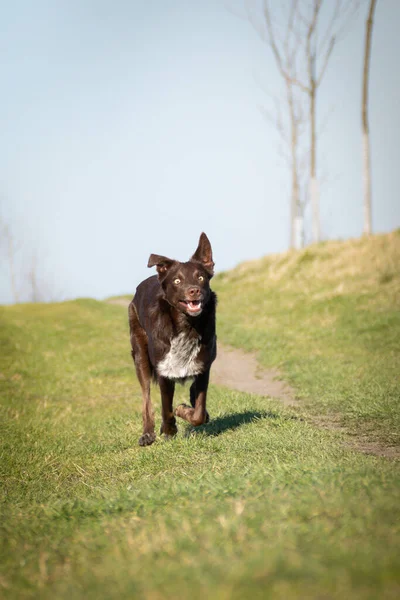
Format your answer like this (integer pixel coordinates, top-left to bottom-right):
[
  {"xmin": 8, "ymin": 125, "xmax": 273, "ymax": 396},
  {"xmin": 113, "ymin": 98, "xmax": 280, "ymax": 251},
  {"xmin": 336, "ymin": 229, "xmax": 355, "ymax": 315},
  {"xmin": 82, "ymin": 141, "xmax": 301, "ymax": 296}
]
[{"xmin": 185, "ymin": 410, "xmax": 280, "ymax": 438}]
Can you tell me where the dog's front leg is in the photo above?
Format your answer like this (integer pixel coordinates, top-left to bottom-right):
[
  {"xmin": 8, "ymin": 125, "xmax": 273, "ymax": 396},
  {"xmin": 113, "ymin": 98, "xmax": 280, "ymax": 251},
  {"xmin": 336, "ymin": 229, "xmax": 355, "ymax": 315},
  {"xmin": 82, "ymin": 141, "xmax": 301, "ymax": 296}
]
[
  {"xmin": 159, "ymin": 376, "xmax": 178, "ymax": 438},
  {"xmin": 175, "ymin": 370, "xmax": 210, "ymax": 426},
  {"xmin": 189, "ymin": 379, "xmax": 210, "ymax": 424}
]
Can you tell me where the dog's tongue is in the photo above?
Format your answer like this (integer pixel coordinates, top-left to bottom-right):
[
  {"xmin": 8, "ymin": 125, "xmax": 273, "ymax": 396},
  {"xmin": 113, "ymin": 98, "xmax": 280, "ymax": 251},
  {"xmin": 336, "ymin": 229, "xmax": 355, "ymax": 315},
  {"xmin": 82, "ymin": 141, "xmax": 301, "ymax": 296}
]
[{"xmin": 187, "ymin": 301, "xmax": 201, "ymax": 312}]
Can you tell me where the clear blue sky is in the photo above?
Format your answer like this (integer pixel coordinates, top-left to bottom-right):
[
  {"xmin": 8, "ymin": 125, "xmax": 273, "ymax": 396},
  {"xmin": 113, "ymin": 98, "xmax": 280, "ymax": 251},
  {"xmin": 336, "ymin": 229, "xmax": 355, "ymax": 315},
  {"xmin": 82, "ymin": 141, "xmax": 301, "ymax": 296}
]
[{"xmin": 1, "ymin": 0, "xmax": 399, "ymax": 304}]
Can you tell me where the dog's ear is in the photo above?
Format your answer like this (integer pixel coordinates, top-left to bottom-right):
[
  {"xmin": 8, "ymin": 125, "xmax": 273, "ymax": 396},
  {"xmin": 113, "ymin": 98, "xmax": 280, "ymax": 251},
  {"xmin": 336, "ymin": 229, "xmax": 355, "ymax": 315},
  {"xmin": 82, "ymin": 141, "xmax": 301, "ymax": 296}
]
[
  {"xmin": 191, "ymin": 232, "xmax": 214, "ymax": 276},
  {"xmin": 147, "ymin": 254, "xmax": 175, "ymax": 278}
]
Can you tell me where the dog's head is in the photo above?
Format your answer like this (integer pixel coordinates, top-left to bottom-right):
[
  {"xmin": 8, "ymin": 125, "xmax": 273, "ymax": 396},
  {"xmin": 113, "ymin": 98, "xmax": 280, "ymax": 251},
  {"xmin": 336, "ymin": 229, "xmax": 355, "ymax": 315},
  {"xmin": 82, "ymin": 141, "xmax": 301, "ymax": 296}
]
[{"xmin": 148, "ymin": 233, "xmax": 214, "ymax": 317}]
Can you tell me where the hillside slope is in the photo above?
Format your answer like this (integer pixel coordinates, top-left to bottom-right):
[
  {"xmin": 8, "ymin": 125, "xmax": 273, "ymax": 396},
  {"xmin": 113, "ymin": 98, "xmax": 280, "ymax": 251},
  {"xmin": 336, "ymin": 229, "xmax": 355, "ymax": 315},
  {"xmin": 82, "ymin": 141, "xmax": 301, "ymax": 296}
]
[{"xmin": 213, "ymin": 230, "xmax": 400, "ymax": 449}]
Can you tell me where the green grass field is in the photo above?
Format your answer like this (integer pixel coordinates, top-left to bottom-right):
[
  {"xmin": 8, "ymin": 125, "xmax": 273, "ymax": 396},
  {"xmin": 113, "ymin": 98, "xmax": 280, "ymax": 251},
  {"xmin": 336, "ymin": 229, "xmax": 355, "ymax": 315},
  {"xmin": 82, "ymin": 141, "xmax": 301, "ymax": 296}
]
[{"xmin": 1, "ymin": 231, "xmax": 399, "ymax": 599}]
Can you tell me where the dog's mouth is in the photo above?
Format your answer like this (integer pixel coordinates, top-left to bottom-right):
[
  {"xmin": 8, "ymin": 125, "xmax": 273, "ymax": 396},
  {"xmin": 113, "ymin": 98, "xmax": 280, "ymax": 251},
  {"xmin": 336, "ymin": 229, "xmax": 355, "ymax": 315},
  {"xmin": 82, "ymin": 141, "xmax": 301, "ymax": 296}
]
[{"xmin": 179, "ymin": 299, "xmax": 202, "ymax": 315}]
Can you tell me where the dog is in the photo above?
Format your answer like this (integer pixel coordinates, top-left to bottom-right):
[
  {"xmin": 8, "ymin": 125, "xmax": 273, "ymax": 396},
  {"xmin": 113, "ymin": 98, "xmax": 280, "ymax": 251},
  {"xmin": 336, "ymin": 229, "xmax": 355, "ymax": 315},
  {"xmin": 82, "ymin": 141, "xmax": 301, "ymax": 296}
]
[{"xmin": 129, "ymin": 233, "xmax": 217, "ymax": 446}]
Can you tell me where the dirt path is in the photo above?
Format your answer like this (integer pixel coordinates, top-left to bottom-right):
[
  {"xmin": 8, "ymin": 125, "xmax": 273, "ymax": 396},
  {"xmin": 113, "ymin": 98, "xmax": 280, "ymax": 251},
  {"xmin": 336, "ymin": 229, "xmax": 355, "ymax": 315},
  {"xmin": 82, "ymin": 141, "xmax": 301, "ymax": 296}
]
[
  {"xmin": 108, "ymin": 297, "xmax": 295, "ymax": 405},
  {"xmin": 210, "ymin": 345, "xmax": 295, "ymax": 405}
]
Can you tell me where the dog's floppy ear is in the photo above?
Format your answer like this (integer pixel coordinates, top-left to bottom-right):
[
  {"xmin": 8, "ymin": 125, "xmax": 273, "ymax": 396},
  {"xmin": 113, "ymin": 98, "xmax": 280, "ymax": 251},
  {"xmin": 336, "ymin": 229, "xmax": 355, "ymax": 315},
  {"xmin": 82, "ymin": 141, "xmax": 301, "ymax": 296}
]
[
  {"xmin": 147, "ymin": 254, "xmax": 175, "ymax": 278},
  {"xmin": 191, "ymin": 232, "xmax": 214, "ymax": 276}
]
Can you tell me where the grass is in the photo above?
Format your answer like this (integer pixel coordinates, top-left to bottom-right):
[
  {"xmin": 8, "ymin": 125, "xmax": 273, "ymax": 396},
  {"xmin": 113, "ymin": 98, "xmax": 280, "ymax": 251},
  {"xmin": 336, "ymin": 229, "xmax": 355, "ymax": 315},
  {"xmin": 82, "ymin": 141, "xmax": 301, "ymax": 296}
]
[{"xmin": 1, "ymin": 232, "xmax": 400, "ymax": 599}]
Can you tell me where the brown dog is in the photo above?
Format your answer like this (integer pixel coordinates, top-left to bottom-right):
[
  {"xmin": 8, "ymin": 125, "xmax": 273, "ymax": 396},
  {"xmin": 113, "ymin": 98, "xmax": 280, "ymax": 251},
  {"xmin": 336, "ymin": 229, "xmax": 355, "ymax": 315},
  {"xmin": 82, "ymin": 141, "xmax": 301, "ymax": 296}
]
[{"xmin": 129, "ymin": 233, "xmax": 217, "ymax": 446}]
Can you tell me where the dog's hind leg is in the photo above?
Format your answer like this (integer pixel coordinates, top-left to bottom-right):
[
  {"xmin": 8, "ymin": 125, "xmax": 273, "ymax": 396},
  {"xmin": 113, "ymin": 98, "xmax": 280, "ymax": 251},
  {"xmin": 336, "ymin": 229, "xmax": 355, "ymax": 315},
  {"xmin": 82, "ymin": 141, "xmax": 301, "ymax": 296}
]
[
  {"xmin": 159, "ymin": 376, "xmax": 178, "ymax": 438},
  {"xmin": 176, "ymin": 370, "xmax": 210, "ymax": 426},
  {"xmin": 135, "ymin": 353, "xmax": 156, "ymax": 446},
  {"xmin": 129, "ymin": 302, "xmax": 156, "ymax": 446}
]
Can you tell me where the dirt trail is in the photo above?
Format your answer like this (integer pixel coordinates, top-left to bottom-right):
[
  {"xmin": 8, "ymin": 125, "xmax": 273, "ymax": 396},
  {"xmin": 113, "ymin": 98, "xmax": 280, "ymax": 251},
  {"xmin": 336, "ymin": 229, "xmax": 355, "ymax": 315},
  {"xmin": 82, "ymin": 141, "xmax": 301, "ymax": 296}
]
[
  {"xmin": 210, "ymin": 345, "xmax": 295, "ymax": 405},
  {"xmin": 108, "ymin": 297, "xmax": 295, "ymax": 405}
]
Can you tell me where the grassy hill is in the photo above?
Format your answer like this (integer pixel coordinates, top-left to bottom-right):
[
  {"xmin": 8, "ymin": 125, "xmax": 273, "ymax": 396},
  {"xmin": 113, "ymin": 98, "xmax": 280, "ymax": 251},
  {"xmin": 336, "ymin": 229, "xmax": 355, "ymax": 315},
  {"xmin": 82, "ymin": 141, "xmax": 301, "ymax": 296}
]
[
  {"xmin": 1, "ymin": 231, "xmax": 399, "ymax": 599},
  {"xmin": 215, "ymin": 229, "xmax": 400, "ymax": 450}
]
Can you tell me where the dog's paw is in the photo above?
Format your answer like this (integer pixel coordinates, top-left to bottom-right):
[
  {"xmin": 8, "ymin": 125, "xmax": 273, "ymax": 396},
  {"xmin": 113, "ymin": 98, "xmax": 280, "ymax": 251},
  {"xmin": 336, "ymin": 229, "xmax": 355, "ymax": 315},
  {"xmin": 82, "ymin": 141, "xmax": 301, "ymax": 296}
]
[
  {"xmin": 175, "ymin": 404, "xmax": 209, "ymax": 426},
  {"xmin": 160, "ymin": 422, "xmax": 178, "ymax": 439},
  {"xmin": 174, "ymin": 403, "xmax": 190, "ymax": 418},
  {"xmin": 138, "ymin": 432, "xmax": 157, "ymax": 447}
]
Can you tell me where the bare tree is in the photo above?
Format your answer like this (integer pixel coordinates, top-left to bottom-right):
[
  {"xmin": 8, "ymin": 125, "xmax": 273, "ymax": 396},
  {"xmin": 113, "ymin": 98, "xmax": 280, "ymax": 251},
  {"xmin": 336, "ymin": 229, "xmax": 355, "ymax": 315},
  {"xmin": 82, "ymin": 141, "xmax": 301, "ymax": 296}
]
[
  {"xmin": 0, "ymin": 210, "xmax": 57, "ymax": 304},
  {"xmin": 26, "ymin": 252, "xmax": 41, "ymax": 303},
  {"xmin": 246, "ymin": 0, "xmax": 359, "ymax": 244},
  {"xmin": 259, "ymin": 77, "xmax": 309, "ymax": 249},
  {"xmin": 286, "ymin": 80, "xmax": 306, "ymax": 249},
  {"xmin": 295, "ymin": 0, "xmax": 360, "ymax": 242},
  {"xmin": 361, "ymin": 0, "xmax": 377, "ymax": 236},
  {"xmin": 0, "ymin": 217, "xmax": 21, "ymax": 303},
  {"xmin": 246, "ymin": 1, "xmax": 309, "ymax": 249}
]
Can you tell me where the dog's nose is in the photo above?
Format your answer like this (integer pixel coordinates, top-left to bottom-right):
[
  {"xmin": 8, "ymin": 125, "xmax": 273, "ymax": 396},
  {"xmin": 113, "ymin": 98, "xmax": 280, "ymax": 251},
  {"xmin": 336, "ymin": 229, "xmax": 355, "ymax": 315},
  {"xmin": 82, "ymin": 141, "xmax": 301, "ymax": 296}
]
[{"xmin": 188, "ymin": 287, "xmax": 200, "ymax": 297}]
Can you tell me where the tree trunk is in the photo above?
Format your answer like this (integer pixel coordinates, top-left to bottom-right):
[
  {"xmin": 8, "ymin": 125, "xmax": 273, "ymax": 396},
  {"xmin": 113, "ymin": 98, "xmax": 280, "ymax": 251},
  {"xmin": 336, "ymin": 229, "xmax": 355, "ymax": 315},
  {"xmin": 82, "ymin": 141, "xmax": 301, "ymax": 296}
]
[
  {"xmin": 294, "ymin": 214, "xmax": 304, "ymax": 249},
  {"xmin": 362, "ymin": 0, "xmax": 377, "ymax": 236},
  {"xmin": 310, "ymin": 82, "xmax": 320, "ymax": 243},
  {"xmin": 7, "ymin": 234, "xmax": 19, "ymax": 303},
  {"xmin": 290, "ymin": 175, "xmax": 298, "ymax": 248},
  {"xmin": 362, "ymin": 131, "xmax": 372, "ymax": 235},
  {"xmin": 287, "ymin": 80, "xmax": 301, "ymax": 249}
]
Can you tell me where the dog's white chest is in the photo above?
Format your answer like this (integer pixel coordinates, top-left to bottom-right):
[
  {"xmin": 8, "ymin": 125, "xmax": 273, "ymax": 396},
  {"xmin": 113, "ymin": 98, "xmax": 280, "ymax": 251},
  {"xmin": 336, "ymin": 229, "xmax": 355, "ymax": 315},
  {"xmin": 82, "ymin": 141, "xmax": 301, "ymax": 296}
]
[{"xmin": 157, "ymin": 333, "xmax": 203, "ymax": 379}]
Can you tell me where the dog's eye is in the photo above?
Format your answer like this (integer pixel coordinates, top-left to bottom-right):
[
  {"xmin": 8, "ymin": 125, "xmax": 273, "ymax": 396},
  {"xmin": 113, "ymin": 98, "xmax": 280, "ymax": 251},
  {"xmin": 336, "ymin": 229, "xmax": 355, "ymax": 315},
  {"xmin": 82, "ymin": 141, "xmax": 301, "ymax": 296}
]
[
  {"xmin": 174, "ymin": 278, "xmax": 181, "ymax": 285},
  {"xmin": 198, "ymin": 275, "xmax": 204, "ymax": 282}
]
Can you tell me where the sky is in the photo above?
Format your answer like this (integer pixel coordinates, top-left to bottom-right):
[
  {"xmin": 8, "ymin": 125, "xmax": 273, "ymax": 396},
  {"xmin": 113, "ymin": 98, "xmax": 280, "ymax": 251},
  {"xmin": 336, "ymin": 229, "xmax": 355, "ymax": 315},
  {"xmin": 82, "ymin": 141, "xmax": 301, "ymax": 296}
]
[{"xmin": 1, "ymin": 0, "xmax": 399, "ymax": 304}]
